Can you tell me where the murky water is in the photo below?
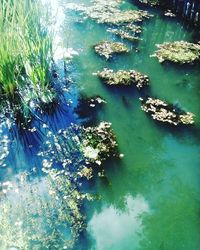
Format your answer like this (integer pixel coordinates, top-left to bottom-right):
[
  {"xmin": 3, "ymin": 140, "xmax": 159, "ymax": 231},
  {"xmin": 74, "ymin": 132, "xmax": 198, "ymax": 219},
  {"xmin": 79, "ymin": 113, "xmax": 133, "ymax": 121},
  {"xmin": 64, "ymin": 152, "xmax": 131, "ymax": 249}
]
[{"xmin": 1, "ymin": 0, "xmax": 200, "ymax": 249}]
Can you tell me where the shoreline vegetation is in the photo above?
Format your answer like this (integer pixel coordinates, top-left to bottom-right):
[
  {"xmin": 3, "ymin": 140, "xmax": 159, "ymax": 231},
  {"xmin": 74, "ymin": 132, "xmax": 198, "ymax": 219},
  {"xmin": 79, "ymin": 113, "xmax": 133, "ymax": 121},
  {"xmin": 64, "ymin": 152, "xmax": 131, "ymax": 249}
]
[{"xmin": 0, "ymin": 0, "xmax": 54, "ymax": 124}]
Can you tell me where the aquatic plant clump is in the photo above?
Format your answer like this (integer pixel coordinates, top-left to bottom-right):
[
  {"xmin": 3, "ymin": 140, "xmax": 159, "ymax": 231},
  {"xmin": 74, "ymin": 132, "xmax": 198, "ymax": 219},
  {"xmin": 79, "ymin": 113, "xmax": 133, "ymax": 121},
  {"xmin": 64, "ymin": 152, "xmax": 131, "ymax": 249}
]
[
  {"xmin": 94, "ymin": 41, "xmax": 129, "ymax": 60},
  {"xmin": 107, "ymin": 28, "xmax": 141, "ymax": 42},
  {"xmin": 0, "ymin": 120, "xmax": 118, "ymax": 250},
  {"xmin": 81, "ymin": 122, "xmax": 118, "ymax": 164},
  {"xmin": 67, "ymin": 0, "xmax": 151, "ymax": 25},
  {"xmin": 138, "ymin": 0, "xmax": 159, "ymax": 6},
  {"xmin": 66, "ymin": 0, "xmax": 152, "ymax": 43},
  {"xmin": 41, "ymin": 122, "xmax": 118, "ymax": 167},
  {"xmin": 152, "ymin": 41, "xmax": 200, "ymax": 64},
  {"xmin": 0, "ymin": 121, "xmax": 118, "ymax": 249},
  {"xmin": 164, "ymin": 10, "xmax": 176, "ymax": 17},
  {"xmin": 97, "ymin": 68, "xmax": 149, "ymax": 89},
  {"xmin": 98, "ymin": 9, "xmax": 151, "ymax": 25},
  {"xmin": 126, "ymin": 23, "xmax": 142, "ymax": 34},
  {"xmin": 140, "ymin": 97, "xmax": 195, "ymax": 125}
]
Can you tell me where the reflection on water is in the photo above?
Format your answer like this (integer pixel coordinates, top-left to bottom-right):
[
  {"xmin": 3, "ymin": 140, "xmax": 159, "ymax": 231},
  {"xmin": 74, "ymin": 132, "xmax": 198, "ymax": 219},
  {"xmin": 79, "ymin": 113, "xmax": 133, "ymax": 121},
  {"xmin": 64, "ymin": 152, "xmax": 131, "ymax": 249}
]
[{"xmin": 88, "ymin": 195, "xmax": 149, "ymax": 250}]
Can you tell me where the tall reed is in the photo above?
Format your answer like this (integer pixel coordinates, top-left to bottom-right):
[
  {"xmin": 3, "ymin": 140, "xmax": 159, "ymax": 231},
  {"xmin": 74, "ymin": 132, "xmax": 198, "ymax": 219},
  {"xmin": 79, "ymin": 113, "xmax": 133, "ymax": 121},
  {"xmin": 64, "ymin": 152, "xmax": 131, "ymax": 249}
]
[{"xmin": 0, "ymin": 0, "xmax": 54, "ymax": 112}]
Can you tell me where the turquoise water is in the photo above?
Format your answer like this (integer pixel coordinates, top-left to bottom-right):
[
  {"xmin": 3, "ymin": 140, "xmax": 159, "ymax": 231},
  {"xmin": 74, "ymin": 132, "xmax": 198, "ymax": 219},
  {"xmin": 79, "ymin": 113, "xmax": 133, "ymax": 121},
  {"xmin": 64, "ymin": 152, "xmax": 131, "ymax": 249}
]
[
  {"xmin": 62, "ymin": 1, "xmax": 200, "ymax": 249},
  {"xmin": 1, "ymin": 0, "xmax": 200, "ymax": 249}
]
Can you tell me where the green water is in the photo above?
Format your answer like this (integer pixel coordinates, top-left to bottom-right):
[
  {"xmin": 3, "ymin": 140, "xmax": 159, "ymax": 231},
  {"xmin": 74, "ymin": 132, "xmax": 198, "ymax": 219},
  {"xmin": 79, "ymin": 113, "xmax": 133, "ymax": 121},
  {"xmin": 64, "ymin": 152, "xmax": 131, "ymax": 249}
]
[{"xmin": 62, "ymin": 1, "xmax": 200, "ymax": 249}]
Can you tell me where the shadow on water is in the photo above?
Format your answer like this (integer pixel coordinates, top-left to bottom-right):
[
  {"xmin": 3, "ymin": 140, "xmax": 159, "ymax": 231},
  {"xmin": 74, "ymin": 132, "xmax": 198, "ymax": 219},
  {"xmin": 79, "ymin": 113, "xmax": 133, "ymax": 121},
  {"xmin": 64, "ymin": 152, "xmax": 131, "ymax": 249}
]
[{"xmin": 157, "ymin": 59, "xmax": 200, "ymax": 72}]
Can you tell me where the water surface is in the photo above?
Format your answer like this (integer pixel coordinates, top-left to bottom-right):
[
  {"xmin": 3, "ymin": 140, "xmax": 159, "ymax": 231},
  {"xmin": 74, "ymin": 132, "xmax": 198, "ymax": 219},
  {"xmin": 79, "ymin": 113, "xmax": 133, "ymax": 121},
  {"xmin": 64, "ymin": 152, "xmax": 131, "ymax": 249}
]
[
  {"xmin": 1, "ymin": 0, "xmax": 200, "ymax": 249},
  {"xmin": 62, "ymin": 1, "xmax": 200, "ymax": 249}
]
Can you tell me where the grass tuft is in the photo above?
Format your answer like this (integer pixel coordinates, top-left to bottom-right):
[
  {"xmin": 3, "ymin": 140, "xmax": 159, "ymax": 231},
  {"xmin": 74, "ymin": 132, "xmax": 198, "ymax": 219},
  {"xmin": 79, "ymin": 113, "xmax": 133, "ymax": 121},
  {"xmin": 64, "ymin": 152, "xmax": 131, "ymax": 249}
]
[{"xmin": 0, "ymin": 0, "xmax": 55, "ymax": 119}]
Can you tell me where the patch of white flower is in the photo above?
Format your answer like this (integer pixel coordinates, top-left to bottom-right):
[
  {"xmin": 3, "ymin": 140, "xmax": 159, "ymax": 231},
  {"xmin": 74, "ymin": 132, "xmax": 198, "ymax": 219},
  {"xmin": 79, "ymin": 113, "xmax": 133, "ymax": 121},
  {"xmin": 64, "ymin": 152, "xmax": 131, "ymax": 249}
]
[{"xmin": 83, "ymin": 146, "xmax": 99, "ymax": 160}]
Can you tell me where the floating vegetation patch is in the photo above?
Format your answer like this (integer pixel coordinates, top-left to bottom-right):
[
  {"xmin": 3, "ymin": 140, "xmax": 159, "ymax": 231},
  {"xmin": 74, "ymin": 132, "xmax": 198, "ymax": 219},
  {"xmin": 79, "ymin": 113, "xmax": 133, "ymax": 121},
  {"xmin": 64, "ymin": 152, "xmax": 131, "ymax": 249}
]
[
  {"xmin": 107, "ymin": 28, "xmax": 141, "ymax": 42},
  {"xmin": 81, "ymin": 122, "xmax": 118, "ymax": 164},
  {"xmin": 96, "ymin": 68, "xmax": 149, "ymax": 89},
  {"xmin": 38, "ymin": 122, "xmax": 118, "ymax": 245},
  {"xmin": 140, "ymin": 97, "xmax": 195, "ymax": 125},
  {"xmin": 151, "ymin": 41, "xmax": 200, "ymax": 64},
  {"xmin": 138, "ymin": 0, "xmax": 159, "ymax": 6},
  {"xmin": 40, "ymin": 122, "xmax": 118, "ymax": 168},
  {"xmin": 125, "ymin": 23, "xmax": 142, "ymax": 34},
  {"xmin": 94, "ymin": 41, "xmax": 129, "ymax": 60},
  {"xmin": 91, "ymin": 7, "xmax": 150, "ymax": 25},
  {"xmin": 66, "ymin": 0, "xmax": 152, "ymax": 43},
  {"xmin": 66, "ymin": 0, "xmax": 151, "ymax": 24},
  {"xmin": 164, "ymin": 10, "xmax": 176, "ymax": 18}
]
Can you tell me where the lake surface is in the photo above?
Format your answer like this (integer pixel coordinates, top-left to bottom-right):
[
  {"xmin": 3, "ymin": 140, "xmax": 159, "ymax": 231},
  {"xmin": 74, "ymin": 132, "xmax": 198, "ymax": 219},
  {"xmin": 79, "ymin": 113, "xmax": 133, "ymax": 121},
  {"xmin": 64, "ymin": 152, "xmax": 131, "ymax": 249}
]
[{"xmin": 1, "ymin": 0, "xmax": 200, "ymax": 249}]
